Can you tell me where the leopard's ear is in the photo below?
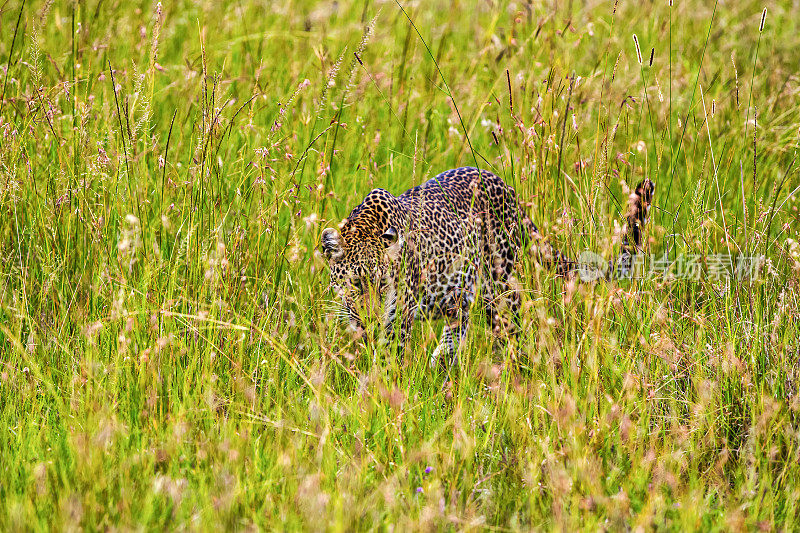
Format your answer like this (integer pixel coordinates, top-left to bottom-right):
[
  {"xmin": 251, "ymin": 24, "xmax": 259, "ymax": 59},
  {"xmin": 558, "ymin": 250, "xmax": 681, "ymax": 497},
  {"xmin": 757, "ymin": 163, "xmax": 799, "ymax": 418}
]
[
  {"xmin": 381, "ymin": 227, "xmax": 398, "ymax": 247},
  {"xmin": 321, "ymin": 228, "xmax": 344, "ymax": 260},
  {"xmin": 381, "ymin": 227, "xmax": 403, "ymax": 261}
]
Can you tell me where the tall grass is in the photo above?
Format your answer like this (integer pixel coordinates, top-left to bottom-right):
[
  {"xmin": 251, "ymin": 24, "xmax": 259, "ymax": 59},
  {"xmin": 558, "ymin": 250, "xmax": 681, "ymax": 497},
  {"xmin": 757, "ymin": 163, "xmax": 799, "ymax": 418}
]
[{"xmin": 1, "ymin": 0, "xmax": 799, "ymax": 529}]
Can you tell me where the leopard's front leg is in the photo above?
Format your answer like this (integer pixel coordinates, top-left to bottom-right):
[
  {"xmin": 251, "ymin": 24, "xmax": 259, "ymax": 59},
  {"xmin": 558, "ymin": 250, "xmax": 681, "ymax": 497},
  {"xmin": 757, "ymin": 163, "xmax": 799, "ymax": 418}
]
[
  {"xmin": 430, "ymin": 311, "xmax": 469, "ymax": 372},
  {"xmin": 382, "ymin": 284, "xmax": 399, "ymax": 342},
  {"xmin": 381, "ymin": 267, "xmax": 418, "ymax": 363},
  {"xmin": 381, "ymin": 300, "xmax": 415, "ymax": 364}
]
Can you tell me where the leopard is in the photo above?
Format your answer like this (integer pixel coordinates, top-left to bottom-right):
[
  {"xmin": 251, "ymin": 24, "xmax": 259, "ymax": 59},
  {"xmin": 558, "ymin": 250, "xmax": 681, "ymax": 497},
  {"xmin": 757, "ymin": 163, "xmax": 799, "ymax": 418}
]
[{"xmin": 320, "ymin": 166, "xmax": 654, "ymax": 367}]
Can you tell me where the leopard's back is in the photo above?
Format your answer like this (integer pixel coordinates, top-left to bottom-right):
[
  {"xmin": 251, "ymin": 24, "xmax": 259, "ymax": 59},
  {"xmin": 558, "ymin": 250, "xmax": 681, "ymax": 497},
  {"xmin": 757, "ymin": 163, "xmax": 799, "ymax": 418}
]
[{"xmin": 394, "ymin": 167, "xmax": 525, "ymax": 318}]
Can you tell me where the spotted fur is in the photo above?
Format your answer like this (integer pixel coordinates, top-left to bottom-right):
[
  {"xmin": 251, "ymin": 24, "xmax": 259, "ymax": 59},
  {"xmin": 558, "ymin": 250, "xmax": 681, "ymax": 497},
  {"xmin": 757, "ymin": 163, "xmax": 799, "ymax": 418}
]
[{"xmin": 321, "ymin": 167, "xmax": 654, "ymax": 366}]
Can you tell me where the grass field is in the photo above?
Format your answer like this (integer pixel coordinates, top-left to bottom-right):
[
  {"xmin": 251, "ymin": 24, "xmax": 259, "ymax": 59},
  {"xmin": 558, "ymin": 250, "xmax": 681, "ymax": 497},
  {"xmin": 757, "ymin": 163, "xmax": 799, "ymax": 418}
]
[{"xmin": 2, "ymin": 0, "xmax": 800, "ymax": 529}]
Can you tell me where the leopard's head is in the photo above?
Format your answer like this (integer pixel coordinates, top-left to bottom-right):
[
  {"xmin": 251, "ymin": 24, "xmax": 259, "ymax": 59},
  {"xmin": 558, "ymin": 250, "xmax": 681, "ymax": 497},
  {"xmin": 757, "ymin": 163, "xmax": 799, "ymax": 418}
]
[{"xmin": 320, "ymin": 189, "xmax": 405, "ymax": 332}]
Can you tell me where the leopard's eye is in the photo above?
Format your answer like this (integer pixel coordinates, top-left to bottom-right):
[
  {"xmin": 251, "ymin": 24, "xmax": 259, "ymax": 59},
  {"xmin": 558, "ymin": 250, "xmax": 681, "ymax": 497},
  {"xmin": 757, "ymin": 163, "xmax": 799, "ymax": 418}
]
[{"xmin": 351, "ymin": 278, "xmax": 364, "ymax": 293}]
